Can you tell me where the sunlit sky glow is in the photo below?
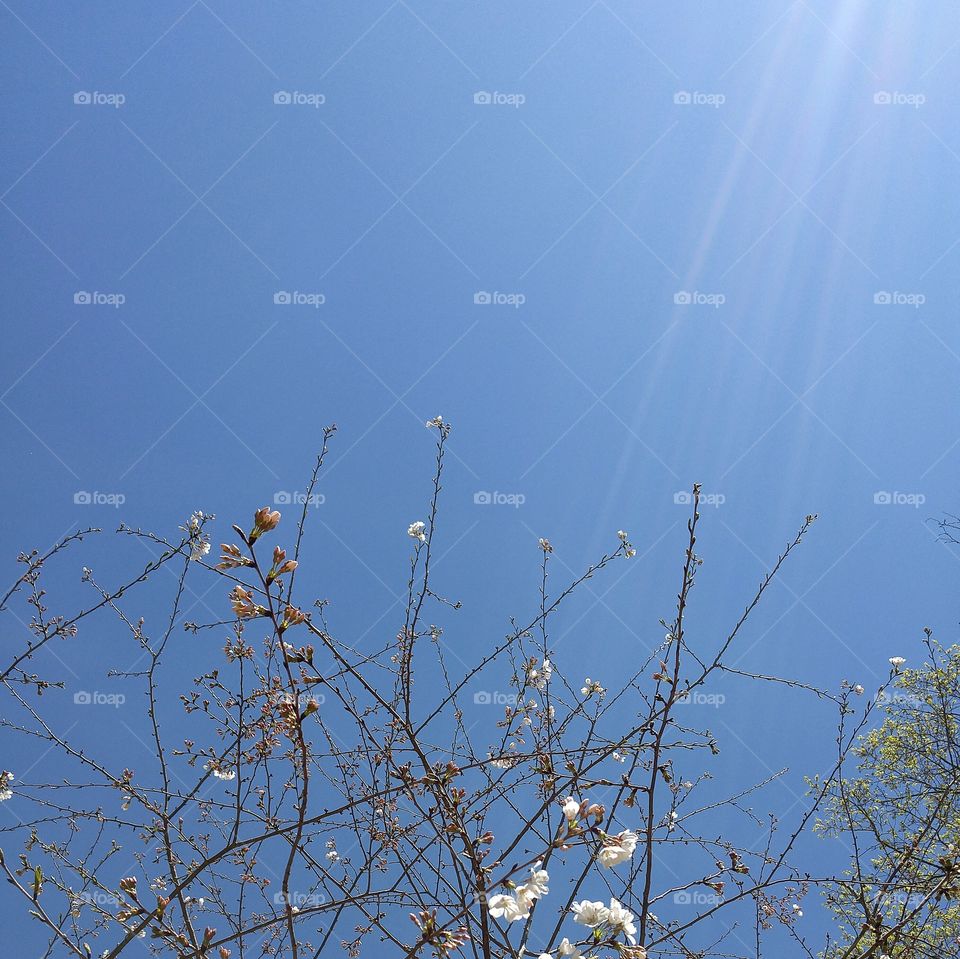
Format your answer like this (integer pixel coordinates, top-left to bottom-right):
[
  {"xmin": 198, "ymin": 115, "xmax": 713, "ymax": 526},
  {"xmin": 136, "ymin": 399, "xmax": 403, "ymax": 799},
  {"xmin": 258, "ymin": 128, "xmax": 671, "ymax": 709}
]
[{"xmin": 2, "ymin": 1, "xmax": 959, "ymax": 950}]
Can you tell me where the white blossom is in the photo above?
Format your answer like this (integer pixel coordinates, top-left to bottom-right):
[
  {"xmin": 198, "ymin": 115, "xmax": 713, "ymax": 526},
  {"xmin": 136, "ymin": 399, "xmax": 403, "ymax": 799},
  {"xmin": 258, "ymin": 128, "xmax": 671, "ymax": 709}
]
[
  {"xmin": 183, "ymin": 511, "xmax": 211, "ymax": 561},
  {"xmin": 408, "ymin": 521, "xmax": 427, "ymax": 542},
  {"xmin": 580, "ymin": 678, "xmax": 605, "ymax": 697},
  {"xmin": 519, "ymin": 862, "xmax": 549, "ymax": 900},
  {"xmin": 0, "ymin": 770, "xmax": 12, "ymax": 802},
  {"xmin": 853, "ymin": 684, "xmax": 864, "ymax": 696},
  {"xmin": 607, "ymin": 897, "xmax": 637, "ymax": 944},
  {"xmin": 487, "ymin": 890, "xmax": 532, "ymax": 922},
  {"xmin": 888, "ymin": 656, "xmax": 906, "ymax": 668},
  {"xmin": 571, "ymin": 899, "xmax": 609, "ymax": 927},
  {"xmin": 562, "ymin": 796, "xmax": 581, "ymax": 822},
  {"xmin": 204, "ymin": 761, "xmax": 236, "ymax": 782},
  {"xmin": 189, "ymin": 539, "xmax": 211, "ymax": 562},
  {"xmin": 596, "ymin": 829, "xmax": 638, "ymax": 868},
  {"xmin": 558, "ymin": 939, "xmax": 582, "ymax": 958},
  {"xmin": 528, "ymin": 658, "xmax": 552, "ymax": 690}
]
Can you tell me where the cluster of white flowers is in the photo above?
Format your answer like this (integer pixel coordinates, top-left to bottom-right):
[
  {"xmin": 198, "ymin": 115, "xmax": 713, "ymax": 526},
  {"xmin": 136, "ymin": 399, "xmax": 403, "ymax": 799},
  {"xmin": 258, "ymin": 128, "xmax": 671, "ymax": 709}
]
[
  {"xmin": 184, "ymin": 510, "xmax": 212, "ymax": 562},
  {"xmin": 203, "ymin": 760, "xmax": 236, "ymax": 782},
  {"xmin": 486, "ymin": 862, "xmax": 550, "ymax": 922},
  {"xmin": 425, "ymin": 415, "xmax": 444, "ymax": 429},
  {"xmin": 572, "ymin": 897, "xmax": 638, "ymax": 944},
  {"xmin": 560, "ymin": 795, "xmax": 605, "ymax": 825},
  {"xmin": 581, "ymin": 678, "xmax": 605, "ymax": 697},
  {"xmin": 596, "ymin": 829, "xmax": 638, "ymax": 868},
  {"xmin": 0, "ymin": 770, "xmax": 13, "ymax": 802},
  {"xmin": 889, "ymin": 656, "xmax": 906, "ymax": 669},
  {"xmin": 488, "ymin": 752, "xmax": 516, "ymax": 770},
  {"xmin": 527, "ymin": 659, "xmax": 552, "ymax": 690},
  {"xmin": 325, "ymin": 838, "xmax": 339, "ymax": 863},
  {"xmin": 408, "ymin": 521, "xmax": 427, "ymax": 543}
]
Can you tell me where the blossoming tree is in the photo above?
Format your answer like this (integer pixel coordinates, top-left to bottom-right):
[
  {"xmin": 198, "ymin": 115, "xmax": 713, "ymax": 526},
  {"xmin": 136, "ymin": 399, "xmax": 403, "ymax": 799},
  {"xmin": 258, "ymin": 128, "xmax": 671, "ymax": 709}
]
[
  {"xmin": 816, "ymin": 636, "xmax": 960, "ymax": 958},
  {"xmin": 0, "ymin": 421, "xmax": 931, "ymax": 958}
]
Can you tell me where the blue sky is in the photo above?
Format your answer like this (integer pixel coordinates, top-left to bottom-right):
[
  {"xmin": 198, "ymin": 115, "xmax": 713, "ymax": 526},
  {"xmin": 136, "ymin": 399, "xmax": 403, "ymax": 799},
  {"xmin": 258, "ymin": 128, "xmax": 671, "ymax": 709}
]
[{"xmin": 2, "ymin": 0, "xmax": 960, "ymax": 953}]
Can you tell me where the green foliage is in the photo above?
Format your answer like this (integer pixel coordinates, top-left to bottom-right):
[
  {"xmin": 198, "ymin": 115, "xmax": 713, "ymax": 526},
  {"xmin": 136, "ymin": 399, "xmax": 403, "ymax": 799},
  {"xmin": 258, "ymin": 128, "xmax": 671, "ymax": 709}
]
[{"xmin": 818, "ymin": 638, "xmax": 960, "ymax": 958}]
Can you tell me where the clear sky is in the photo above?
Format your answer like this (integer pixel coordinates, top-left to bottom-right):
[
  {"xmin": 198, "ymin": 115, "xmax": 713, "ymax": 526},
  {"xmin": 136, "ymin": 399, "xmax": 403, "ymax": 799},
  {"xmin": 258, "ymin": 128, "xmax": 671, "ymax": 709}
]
[{"xmin": 2, "ymin": 1, "xmax": 959, "ymax": 954}]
